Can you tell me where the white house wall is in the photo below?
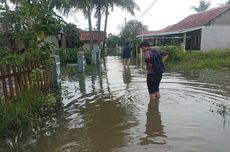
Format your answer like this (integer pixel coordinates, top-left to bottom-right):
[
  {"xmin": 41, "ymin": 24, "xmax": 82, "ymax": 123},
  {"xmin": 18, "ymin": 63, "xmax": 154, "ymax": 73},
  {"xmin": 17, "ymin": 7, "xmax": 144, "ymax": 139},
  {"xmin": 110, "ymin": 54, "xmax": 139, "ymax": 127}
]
[
  {"xmin": 201, "ymin": 26, "xmax": 230, "ymax": 51},
  {"xmin": 210, "ymin": 9, "xmax": 230, "ymax": 25},
  {"xmin": 45, "ymin": 36, "xmax": 58, "ymax": 48}
]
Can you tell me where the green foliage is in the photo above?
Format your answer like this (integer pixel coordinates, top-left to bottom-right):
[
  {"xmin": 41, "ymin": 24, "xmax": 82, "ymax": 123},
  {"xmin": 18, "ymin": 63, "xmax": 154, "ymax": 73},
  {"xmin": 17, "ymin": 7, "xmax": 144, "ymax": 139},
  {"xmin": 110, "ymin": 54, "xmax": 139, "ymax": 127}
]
[
  {"xmin": 0, "ymin": 0, "xmax": 65, "ymax": 48},
  {"xmin": 63, "ymin": 23, "xmax": 82, "ymax": 48},
  {"xmin": 31, "ymin": 68, "xmax": 43, "ymax": 88},
  {"xmin": 106, "ymin": 33, "xmax": 121, "ymax": 48},
  {"xmin": 61, "ymin": 66, "xmax": 79, "ymax": 77},
  {"xmin": 0, "ymin": 52, "xmax": 24, "ymax": 66},
  {"xmin": 191, "ymin": 0, "xmax": 211, "ymax": 12},
  {"xmin": 0, "ymin": 0, "xmax": 63, "ymax": 132},
  {"xmin": 57, "ymin": 48, "xmax": 79, "ymax": 65},
  {"xmin": 165, "ymin": 47, "xmax": 230, "ymax": 71},
  {"xmin": 0, "ymin": 0, "xmax": 65, "ymax": 67},
  {"xmin": 120, "ymin": 20, "xmax": 148, "ymax": 44},
  {"xmin": 0, "ymin": 42, "xmax": 53, "ymax": 67},
  {"xmin": 0, "ymin": 92, "xmax": 58, "ymax": 131},
  {"xmin": 84, "ymin": 50, "xmax": 92, "ymax": 64}
]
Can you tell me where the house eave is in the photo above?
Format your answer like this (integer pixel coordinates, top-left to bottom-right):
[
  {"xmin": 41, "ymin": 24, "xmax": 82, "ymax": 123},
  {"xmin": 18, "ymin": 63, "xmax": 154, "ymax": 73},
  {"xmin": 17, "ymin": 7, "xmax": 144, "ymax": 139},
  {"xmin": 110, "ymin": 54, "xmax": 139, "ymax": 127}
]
[{"xmin": 137, "ymin": 26, "xmax": 204, "ymax": 39}]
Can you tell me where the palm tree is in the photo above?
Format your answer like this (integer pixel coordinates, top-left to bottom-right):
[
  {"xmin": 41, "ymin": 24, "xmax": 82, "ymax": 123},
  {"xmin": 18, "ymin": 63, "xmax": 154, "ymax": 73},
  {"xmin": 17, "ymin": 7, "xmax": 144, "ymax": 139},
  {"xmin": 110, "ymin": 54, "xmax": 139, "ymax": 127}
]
[
  {"xmin": 92, "ymin": 0, "xmax": 139, "ymax": 56},
  {"xmin": 57, "ymin": 0, "xmax": 94, "ymax": 50},
  {"xmin": 224, "ymin": 0, "xmax": 230, "ymax": 4},
  {"xmin": 58, "ymin": 0, "xmax": 139, "ymax": 55},
  {"xmin": 75, "ymin": 0, "xmax": 94, "ymax": 51},
  {"xmin": 191, "ymin": 0, "xmax": 211, "ymax": 12},
  {"xmin": 219, "ymin": 0, "xmax": 230, "ymax": 6}
]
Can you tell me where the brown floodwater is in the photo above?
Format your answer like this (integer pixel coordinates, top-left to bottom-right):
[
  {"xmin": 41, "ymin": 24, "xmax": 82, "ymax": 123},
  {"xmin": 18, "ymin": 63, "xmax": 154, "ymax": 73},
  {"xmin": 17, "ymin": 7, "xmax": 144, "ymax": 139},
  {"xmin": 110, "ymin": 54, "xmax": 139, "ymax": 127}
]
[{"xmin": 0, "ymin": 56, "xmax": 230, "ymax": 152}]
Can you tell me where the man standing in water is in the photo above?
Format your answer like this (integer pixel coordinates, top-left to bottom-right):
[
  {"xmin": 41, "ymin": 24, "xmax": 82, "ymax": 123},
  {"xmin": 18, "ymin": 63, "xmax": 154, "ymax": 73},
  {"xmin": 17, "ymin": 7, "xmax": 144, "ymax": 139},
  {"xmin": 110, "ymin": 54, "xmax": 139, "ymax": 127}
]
[
  {"xmin": 122, "ymin": 42, "xmax": 132, "ymax": 67},
  {"xmin": 140, "ymin": 42, "xmax": 169, "ymax": 101}
]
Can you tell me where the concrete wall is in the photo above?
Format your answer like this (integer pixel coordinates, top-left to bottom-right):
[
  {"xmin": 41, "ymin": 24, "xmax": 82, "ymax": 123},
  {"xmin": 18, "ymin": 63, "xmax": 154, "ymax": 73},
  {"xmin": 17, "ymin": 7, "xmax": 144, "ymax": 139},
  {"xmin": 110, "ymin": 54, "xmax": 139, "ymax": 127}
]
[
  {"xmin": 45, "ymin": 34, "xmax": 66, "ymax": 48},
  {"xmin": 201, "ymin": 26, "xmax": 230, "ymax": 51},
  {"xmin": 82, "ymin": 41, "xmax": 103, "ymax": 51},
  {"xmin": 210, "ymin": 9, "xmax": 230, "ymax": 25}
]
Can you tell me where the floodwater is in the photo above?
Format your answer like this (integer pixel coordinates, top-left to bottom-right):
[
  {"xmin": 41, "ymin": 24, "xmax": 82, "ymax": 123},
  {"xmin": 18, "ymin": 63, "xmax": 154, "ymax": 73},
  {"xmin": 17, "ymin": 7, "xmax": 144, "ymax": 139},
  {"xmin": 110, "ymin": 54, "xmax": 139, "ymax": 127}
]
[{"xmin": 1, "ymin": 56, "xmax": 230, "ymax": 152}]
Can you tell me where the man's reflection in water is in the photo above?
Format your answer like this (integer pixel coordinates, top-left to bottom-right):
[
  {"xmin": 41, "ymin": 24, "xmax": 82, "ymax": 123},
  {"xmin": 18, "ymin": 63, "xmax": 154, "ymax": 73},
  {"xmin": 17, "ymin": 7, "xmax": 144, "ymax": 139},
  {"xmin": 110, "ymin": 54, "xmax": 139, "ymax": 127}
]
[
  {"xmin": 140, "ymin": 101, "xmax": 167, "ymax": 145},
  {"xmin": 122, "ymin": 66, "xmax": 131, "ymax": 88}
]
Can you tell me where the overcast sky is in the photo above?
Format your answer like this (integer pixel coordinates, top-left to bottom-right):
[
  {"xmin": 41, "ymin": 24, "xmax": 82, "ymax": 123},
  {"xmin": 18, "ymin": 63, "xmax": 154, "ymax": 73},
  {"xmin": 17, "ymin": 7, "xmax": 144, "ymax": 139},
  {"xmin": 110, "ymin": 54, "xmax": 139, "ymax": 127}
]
[{"xmin": 63, "ymin": 0, "xmax": 226, "ymax": 35}]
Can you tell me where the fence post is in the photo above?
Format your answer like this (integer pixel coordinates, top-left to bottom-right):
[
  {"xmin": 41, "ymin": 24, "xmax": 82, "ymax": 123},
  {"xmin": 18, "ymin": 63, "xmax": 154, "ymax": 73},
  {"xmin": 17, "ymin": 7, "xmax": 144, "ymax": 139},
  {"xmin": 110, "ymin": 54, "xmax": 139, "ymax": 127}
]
[
  {"xmin": 91, "ymin": 50, "xmax": 97, "ymax": 65},
  {"xmin": 50, "ymin": 55, "xmax": 61, "ymax": 89},
  {"xmin": 77, "ymin": 51, "xmax": 85, "ymax": 72}
]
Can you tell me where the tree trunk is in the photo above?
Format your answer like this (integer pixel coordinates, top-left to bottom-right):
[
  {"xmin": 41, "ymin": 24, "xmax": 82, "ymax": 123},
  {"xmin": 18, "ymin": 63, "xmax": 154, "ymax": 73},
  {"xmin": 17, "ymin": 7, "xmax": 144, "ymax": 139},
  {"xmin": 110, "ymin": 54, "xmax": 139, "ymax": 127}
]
[
  {"xmin": 87, "ymin": 5, "xmax": 93, "ymax": 51},
  {"xmin": 102, "ymin": 5, "xmax": 109, "ymax": 58},
  {"xmin": 4, "ymin": 0, "xmax": 9, "ymax": 48},
  {"xmin": 97, "ymin": 4, "xmax": 101, "ymax": 47}
]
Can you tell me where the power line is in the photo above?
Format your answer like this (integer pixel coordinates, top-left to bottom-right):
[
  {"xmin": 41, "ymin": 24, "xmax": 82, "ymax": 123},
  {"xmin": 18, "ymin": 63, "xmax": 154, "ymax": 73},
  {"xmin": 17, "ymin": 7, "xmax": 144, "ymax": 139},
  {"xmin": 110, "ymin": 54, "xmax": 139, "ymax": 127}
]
[{"xmin": 136, "ymin": 0, "xmax": 159, "ymax": 20}]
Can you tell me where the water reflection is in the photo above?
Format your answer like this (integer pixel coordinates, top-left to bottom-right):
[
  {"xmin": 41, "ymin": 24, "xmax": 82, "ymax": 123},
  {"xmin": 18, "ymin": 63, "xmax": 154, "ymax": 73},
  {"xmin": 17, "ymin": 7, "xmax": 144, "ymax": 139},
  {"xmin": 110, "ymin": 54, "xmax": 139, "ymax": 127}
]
[
  {"xmin": 90, "ymin": 64, "xmax": 111, "ymax": 96},
  {"xmin": 140, "ymin": 101, "xmax": 167, "ymax": 145},
  {"xmin": 78, "ymin": 72, "xmax": 86, "ymax": 94},
  {"xmin": 122, "ymin": 66, "xmax": 132, "ymax": 88}
]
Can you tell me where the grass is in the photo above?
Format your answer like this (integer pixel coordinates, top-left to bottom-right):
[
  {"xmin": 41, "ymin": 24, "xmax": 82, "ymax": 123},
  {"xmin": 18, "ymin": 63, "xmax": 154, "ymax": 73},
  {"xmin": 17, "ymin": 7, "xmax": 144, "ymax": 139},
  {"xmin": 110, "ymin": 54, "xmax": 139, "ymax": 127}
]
[{"xmin": 164, "ymin": 47, "xmax": 230, "ymax": 72}]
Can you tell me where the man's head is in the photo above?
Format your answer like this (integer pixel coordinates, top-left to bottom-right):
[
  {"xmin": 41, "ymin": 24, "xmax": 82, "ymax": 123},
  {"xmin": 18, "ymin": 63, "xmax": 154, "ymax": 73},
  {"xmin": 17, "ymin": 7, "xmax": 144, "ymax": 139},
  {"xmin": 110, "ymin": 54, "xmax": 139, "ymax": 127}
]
[{"xmin": 140, "ymin": 41, "xmax": 150, "ymax": 51}]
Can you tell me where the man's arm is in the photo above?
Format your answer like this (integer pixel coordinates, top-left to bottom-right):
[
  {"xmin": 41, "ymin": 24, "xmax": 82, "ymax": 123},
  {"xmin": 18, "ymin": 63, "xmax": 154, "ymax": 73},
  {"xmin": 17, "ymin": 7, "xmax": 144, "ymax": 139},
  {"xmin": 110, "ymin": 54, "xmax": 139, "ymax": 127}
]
[
  {"xmin": 159, "ymin": 50, "xmax": 169, "ymax": 63},
  {"xmin": 162, "ymin": 54, "xmax": 168, "ymax": 62}
]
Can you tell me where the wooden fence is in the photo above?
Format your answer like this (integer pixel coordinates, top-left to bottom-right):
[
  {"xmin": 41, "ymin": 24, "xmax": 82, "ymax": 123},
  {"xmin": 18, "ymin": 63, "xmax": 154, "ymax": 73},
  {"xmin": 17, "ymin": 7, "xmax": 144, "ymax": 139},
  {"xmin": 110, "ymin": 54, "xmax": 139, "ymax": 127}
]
[{"xmin": 0, "ymin": 61, "xmax": 53, "ymax": 101}]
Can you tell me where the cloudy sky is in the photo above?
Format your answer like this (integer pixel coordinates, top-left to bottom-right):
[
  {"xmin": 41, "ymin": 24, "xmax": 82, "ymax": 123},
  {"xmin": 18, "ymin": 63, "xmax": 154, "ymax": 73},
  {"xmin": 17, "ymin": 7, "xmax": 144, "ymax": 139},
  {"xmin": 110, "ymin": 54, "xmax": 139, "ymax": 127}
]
[{"xmin": 63, "ymin": 0, "xmax": 226, "ymax": 34}]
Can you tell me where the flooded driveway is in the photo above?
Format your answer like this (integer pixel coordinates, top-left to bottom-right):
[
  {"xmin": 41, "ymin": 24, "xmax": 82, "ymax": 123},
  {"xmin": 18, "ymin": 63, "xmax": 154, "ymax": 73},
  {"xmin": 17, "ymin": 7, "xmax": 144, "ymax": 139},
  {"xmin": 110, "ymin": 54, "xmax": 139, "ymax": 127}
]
[{"xmin": 1, "ymin": 56, "xmax": 230, "ymax": 152}]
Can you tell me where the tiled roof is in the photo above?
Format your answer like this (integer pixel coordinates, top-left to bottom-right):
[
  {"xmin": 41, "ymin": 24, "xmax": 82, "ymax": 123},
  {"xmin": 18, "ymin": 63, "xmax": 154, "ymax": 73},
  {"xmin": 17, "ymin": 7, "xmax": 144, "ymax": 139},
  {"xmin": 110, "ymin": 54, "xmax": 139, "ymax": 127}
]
[
  {"xmin": 139, "ymin": 4, "xmax": 230, "ymax": 36},
  {"xmin": 163, "ymin": 4, "xmax": 230, "ymax": 33}
]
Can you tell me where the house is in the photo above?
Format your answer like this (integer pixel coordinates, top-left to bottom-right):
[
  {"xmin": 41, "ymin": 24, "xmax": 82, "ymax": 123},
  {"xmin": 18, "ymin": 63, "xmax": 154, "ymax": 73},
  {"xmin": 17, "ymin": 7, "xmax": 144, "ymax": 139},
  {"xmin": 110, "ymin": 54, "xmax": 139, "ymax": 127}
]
[
  {"xmin": 44, "ymin": 31, "xmax": 66, "ymax": 49},
  {"xmin": 80, "ymin": 31, "xmax": 106, "ymax": 50},
  {"xmin": 137, "ymin": 4, "xmax": 230, "ymax": 51}
]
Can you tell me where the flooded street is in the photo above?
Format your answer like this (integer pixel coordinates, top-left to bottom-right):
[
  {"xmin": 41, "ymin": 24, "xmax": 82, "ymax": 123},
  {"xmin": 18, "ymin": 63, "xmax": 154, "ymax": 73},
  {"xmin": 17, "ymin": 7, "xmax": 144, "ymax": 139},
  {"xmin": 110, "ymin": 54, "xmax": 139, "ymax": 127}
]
[{"xmin": 1, "ymin": 56, "xmax": 230, "ymax": 152}]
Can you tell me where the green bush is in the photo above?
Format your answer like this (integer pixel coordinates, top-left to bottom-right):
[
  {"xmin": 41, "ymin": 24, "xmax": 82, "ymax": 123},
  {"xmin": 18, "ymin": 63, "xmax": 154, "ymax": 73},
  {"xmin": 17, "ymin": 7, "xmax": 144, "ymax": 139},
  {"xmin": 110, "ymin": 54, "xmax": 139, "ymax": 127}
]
[
  {"xmin": 58, "ymin": 48, "xmax": 79, "ymax": 65},
  {"xmin": 166, "ymin": 48, "xmax": 230, "ymax": 71},
  {"xmin": 0, "ymin": 92, "xmax": 58, "ymax": 131},
  {"xmin": 84, "ymin": 50, "xmax": 92, "ymax": 64}
]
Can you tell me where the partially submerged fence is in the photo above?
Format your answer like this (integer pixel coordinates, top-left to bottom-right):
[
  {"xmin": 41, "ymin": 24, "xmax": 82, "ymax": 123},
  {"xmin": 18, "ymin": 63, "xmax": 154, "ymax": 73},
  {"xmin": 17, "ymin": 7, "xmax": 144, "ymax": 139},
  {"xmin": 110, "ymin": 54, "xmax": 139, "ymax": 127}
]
[{"xmin": 0, "ymin": 61, "xmax": 53, "ymax": 101}]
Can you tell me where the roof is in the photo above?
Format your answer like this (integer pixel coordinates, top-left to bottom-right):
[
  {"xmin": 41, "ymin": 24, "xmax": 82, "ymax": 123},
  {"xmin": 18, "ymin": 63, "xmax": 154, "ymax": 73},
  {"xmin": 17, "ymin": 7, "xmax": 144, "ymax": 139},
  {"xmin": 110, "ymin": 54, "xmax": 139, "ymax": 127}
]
[
  {"xmin": 139, "ymin": 30, "xmax": 159, "ymax": 36},
  {"xmin": 138, "ymin": 4, "xmax": 230, "ymax": 37},
  {"xmin": 80, "ymin": 31, "xmax": 106, "ymax": 41},
  {"xmin": 163, "ymin": 4, "xmax": 230, "ymax": 33}
]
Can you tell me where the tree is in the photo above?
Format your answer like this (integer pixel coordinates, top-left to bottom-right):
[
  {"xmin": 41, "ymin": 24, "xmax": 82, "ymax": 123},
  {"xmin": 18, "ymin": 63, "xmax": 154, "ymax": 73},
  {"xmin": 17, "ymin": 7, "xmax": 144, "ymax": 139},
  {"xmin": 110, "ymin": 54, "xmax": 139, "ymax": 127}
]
[
  {"xmin": 58, "ymin": 0, "xmax": 94, "ymax": 51},
  {"xmin": 219, "ymin": 0, "xmax": 230, "ymax": 6},
  {"xmin": 106, "ymin": 33, "xmax": 121, "ymax": 48},
  {"xmin": 119, "ymin": 20, "xmax": 147, "ymax": 45},
  {"xmin": 63, "ymin": 23, "xmax": 82, "ymax": 48},
  {"xmin": 92, "ymin": 0, "xmax": 140, "ymax": 58},
  {"xmin": 191, "ymin": 0, "xmax": 211, "ymax": 12},
  {"xmin": 57, "ymin": 0, "xmax": 140, "ymax": 58},
  {"xmin": 0, "ymin": 0, "xmax": 65, "ymax": 50}
]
